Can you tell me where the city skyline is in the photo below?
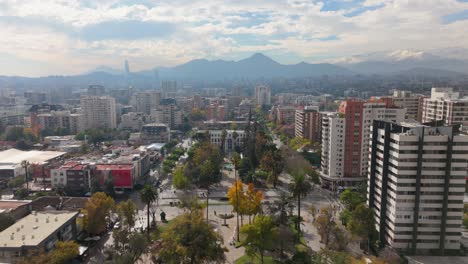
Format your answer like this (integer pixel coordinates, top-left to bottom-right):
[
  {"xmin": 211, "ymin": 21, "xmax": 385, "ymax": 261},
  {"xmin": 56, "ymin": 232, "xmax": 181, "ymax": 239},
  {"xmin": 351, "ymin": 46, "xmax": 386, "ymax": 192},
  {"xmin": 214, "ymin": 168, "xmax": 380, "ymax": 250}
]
[{"xmin": 1, "ymin": 0, "xmax": 468, "ymax": 76}]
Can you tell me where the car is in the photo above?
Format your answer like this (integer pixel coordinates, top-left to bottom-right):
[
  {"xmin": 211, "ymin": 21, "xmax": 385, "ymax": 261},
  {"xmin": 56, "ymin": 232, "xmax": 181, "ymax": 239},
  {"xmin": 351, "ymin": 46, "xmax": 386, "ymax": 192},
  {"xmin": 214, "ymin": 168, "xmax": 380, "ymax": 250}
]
[{"xmin": 114, "ymin": 222, "xmax": 121, "ymax": 229}]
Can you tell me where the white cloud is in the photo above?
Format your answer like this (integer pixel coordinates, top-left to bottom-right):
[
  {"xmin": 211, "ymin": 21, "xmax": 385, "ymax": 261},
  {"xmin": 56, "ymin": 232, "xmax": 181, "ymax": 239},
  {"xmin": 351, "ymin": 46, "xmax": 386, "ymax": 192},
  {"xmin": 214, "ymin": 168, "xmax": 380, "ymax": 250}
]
[{"xmin": 0, "ymin": 0, "xmax": 467, "ymax": 76}]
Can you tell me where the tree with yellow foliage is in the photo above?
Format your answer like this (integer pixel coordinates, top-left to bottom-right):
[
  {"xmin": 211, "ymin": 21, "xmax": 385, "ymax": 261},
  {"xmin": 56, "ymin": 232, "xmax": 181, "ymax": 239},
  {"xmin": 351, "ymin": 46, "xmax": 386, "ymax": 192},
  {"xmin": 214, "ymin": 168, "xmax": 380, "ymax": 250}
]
[
  {"xmin": 83, "ymin": 192, "xmax": 115, "ymax": 235},
  {"xmin": 245, "ymin": 183, "xmax": 264, "ymax": 224}
]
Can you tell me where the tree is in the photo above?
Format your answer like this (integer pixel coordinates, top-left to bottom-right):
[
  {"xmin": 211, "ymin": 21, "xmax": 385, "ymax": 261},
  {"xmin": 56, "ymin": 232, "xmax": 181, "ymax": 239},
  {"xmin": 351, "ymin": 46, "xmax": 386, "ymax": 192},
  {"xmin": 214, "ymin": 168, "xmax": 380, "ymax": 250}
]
[
  {"xmin": 339, "ymin": 189, "xmax": 366, "ymax": 212},
  {"xmin": 245, "ymin": 183, "xmax": 264, "ymax": 224},
  {"xmin": 314, "ymin": 206, "xmax": 336, "ymax": 247},
  {"xmin": 50, "ymin": 241, "xmax": 80, "ymax": 264},
  {"xmin": 83, "ymin": 192, "xmax": 115, "ymax": 235},
  {"xmin": 111, "ymin": 229, "xmax": 149, "ymax": 264},
  {"xmin": 157, "ymin": 211, "xmax": 226, "ymax": 264},
  {"xmin": 140, "ymin": 184, "xmax": 158, "ymax": 235},
  {"xmin": 241, "ymin": 215, "xmax": 277, "ymax": 264},
  {"xmin": 231, "ymin": 153, "xmax": 242, "ymax": 241},
  {"xmin": 227, "ymin": 179, "xmax": 246, "ymax": 240},
  {"xmin": 220, "ymin": 129, "xmax": 227, "ymax": 152},
  {"xmin": 116, "ymin": 199, "xmax": 138, "ymax": 230},
  {"xmin": 348, "ymin": 204, "xmax": 375, "ymax": 240},
  {"xmin": 288, "ymin": 173, "xmax": 312, "ymax": 233},
  {"xmin": 0, "ymin": 213, "xmax": 15, "ymax": 232},
  {"xmin": 21, "ymin": 160, "xmax": 30, "ymax": 192},
  {"xmin": 104, "ymin": 173, "xmax": 116, "ymax": 198},
  {"xmin": 199, "ymin": 159, "xmax": 218, "ymax": 221},
  {"xmin": 259, "ymin": 150, "xmax": 284, "ymax": 188},
  {"xmin": 173, "ymin": 165, "xmax": 190, "ymax": 190},
  {"xmin": 90, "ymin": 176, "xmax": 101, "ymax": 194}
]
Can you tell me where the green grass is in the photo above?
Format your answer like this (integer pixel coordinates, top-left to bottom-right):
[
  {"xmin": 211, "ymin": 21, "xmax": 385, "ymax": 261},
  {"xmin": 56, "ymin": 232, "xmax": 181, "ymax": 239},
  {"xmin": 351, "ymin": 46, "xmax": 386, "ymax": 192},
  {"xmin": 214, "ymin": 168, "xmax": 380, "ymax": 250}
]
[{"xmin": 235, "ymin": 254, "xmax": 276, "ymax": 264}]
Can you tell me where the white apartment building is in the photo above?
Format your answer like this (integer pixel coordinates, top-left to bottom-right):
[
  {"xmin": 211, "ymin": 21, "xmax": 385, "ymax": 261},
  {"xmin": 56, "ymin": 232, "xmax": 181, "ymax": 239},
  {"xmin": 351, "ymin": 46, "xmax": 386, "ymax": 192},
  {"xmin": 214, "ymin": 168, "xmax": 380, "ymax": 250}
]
[
  {"xmin": 320, "ymin": 112, "xmax": 345, "ymax": 182},
  {"xmin": 368, "ymin": 120, "xmax": 467, "ymax": 253},
  {"xmin": 37, "ymin": 111, "xmax": 83, "ymax": 134},
  {"xmin": 255, "ymin": 85, "xmax": 271, "ymax": 106},
  {"xmin": 161, "ymin": 80, "xmax": 177, "ymax": 98},
  {"xmin": 422, "ymin": 88, "xmax": 468, "ymax": 129},
  {"xmin": 130, "ymin": 91, "xmax": 161, "ymax": 115},
  {"xmin": 209, "ymin": 130, "xmax": 246, "ymax": 153},
  {"xmin": 80, "ymin": 96, "xmax": 117, "ymax": 129}
]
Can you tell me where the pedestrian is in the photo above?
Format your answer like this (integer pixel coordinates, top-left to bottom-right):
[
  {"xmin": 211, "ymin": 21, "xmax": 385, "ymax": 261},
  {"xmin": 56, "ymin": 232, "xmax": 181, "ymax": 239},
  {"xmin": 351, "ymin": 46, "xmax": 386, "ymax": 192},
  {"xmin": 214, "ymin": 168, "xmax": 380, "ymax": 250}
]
[{"xmin": 214, "ymin": 210, "xmax": 217, "ymax": 216}]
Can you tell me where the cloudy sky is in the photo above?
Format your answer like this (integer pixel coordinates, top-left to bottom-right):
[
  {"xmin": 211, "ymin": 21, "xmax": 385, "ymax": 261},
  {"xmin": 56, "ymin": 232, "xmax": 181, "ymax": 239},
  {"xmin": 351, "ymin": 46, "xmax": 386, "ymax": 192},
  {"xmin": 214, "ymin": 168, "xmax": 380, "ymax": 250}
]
[{"xmin": 1, "ymin": 0, "xmax": 468, "ymax": 76}]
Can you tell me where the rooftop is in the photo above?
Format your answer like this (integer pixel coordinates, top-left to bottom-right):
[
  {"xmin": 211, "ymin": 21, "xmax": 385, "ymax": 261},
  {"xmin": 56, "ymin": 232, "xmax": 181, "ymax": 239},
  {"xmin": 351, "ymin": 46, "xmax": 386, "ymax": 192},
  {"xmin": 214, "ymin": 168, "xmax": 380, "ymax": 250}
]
[
  {"xmin": 95, "ymin": 164, "xmax": 133, "ymax": 170},
  {"xmin": 0, "ymin": 200, "xmax": 31, "ymax": 214},
  {"xmin": 0, "ymin": 211, "xmax": 78, "ymax": 248},
  {"xmin": 0, "ymin": 149, "xmax": 66, "ymax": 165}
]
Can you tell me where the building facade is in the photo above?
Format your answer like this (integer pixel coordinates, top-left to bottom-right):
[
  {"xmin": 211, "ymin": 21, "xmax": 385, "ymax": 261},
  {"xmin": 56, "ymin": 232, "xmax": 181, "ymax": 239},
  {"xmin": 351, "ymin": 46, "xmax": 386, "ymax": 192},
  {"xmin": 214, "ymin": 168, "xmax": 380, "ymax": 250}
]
[
  {"xmin": 141, "ymin": 123, "xmax": 170, "ymax": 143},
  {"xmin": 37, "ymin": 111, "xmax": 83, "ymax": 134},
  {"xmin": 80, "ymin": 96, "xmax": 117, "ymax": 129},
  {"xmin": 382, "ymin": 90, "xmax": 426, "ymax": 121},
  {"xmin": 0, "ymin": 211, "xmax": 78, "ymax": 263},
  {"xmin": 209, "ymin": 130, "xmax": 246, "ymax": 153},
  {"xmin": 422, "ymin": 88, "xmax": 468, "ymax": 129},
  {"xmin": 320, "ymin": 99, "xmax": 406, "ymax": 189},
  {"xmin": 255, "ymin": 85, "xmax": 271, "ymax": 106},
  {"xmin": 368, "ymin": 120, "xmax": 467, "ymax": 253},
  {"xmin": 130, "ymin": 91, "xmax": 161, "ymax": 115},
  {"xmin": 294, "ymin": 106, "xmax": 322, "ymax": 143},
  {"xmin": 151, "ymin": 98, "xmax": 182, "ymax": 129}
]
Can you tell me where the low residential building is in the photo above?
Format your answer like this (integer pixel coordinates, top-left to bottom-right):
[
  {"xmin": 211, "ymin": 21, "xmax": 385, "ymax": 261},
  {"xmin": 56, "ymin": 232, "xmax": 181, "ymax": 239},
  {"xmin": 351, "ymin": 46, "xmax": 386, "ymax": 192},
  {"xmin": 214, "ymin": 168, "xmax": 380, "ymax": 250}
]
[
  {"xmin": 50, "ymin": 162, "xmax": 91, "ymax": 194},
  {"xmin": 0, "ymin": 211, "xmax": 78, "ymax": 263},
  {"xmin": 368, "ymin": 120, "xmax": 468, "ymax": 253}
]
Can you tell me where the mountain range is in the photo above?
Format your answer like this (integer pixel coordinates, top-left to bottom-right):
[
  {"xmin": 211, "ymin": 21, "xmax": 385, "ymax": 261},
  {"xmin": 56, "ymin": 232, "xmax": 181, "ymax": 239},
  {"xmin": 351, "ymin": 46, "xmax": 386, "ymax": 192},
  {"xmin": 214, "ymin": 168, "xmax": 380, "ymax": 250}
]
[{"xmin": 1, "ymin": 50, "xmax": 467, "ymax": 89}]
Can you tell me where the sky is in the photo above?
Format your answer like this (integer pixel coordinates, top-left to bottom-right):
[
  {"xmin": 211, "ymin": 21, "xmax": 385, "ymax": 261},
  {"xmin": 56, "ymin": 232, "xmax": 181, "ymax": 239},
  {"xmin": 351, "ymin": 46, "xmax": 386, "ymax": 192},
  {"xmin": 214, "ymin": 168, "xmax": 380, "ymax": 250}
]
[{"xmin": 1, "ymin": 0, "xmax": 468, "ymax": 76}]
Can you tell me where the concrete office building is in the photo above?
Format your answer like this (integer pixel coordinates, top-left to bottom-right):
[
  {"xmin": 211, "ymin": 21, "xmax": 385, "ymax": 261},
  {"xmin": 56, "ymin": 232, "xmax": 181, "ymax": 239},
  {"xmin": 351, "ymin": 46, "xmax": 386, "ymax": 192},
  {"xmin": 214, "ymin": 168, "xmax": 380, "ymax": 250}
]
[
  {"xmin": 368, "ymin": 120, "xmax": 467, "ymax": 253},
  {"xmin": 80, "ymin": 96, "xmax": 117, "ymax": 129}
]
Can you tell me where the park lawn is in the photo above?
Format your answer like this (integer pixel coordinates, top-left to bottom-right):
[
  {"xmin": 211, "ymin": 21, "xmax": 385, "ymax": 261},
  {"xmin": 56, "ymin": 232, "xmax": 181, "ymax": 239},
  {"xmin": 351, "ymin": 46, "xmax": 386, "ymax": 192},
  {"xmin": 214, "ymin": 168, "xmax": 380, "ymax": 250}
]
[{"xmin": 235, "ymin": 254, "xmax": 276, "ymax": 264}]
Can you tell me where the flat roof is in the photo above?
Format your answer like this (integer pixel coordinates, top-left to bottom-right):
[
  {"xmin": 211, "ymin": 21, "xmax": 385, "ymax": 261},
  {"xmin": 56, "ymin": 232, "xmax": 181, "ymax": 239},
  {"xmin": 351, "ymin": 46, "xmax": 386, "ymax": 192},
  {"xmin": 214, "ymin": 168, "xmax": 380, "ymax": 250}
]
[
  {"xmin": 0, "ymin": 200, "xmax": 31, "ymax": 214},
  {"xmin": 0, "ymin": 149, "xmax": 66, "ymax": 165},
  {"xmin": 0, "ymin": 211, "xmax": 78, "ymax": 248},
  {"xmin": 95, "ymin": 164, "xmax": 133, "ymax": 170},
  {"xmin": 407, "ymin": 256, "xmax": 468, "ymax": 264}
]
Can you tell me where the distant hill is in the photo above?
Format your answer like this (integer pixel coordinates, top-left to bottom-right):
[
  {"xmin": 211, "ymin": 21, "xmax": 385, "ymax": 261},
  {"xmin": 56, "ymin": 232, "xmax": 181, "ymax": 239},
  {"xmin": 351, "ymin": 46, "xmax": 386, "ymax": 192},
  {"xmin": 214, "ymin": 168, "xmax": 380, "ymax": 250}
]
[
  {"xmin": 157, "ymin": 53, "xmax": 353, "ymax": 79},
  {"xmin": 336, "ymin": 49, "xmax": 468, "ymax": 75}
]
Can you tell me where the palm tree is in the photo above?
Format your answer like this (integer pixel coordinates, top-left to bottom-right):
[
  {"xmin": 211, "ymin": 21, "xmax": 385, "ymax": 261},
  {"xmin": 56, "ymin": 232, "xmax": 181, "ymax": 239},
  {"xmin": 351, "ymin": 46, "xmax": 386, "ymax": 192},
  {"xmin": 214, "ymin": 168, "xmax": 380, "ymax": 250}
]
[
  {"xmin": 20, "ymin": 160, "xmax": 29, "ymax": 192},
  {"xmin": 220, "ymin": 129, "xmax": 228, "ymax": 153},
  {"xmin": 140, "ymin": 184, "xmax": 158, "ymax": 235},
  {"xmin": 288, "ymin": 173, "xmax": 312, "ymax": 234}
]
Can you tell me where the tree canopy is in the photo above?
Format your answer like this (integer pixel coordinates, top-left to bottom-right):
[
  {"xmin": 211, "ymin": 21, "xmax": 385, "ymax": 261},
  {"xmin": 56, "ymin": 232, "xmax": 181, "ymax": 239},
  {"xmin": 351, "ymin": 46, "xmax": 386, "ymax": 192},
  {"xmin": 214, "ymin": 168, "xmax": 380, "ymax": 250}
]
[
  {"xmin": 241, "ymin": 215, "xmax": 278, "ymax": 264},
  {"xmin": 157, "ymin": 210, "xmax": 226, "ymax": 264},
  {"xmin": 83, "ymin": 192, "xmax": 115, "ymax": 235}
]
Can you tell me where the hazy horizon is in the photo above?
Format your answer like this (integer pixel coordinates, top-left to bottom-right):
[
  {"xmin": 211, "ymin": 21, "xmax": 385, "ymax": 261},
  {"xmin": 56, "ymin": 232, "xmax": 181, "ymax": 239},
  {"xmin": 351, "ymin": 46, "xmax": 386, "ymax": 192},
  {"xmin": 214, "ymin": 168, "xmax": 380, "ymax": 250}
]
[{"xmin": 1, "ymin": 0, "xmax": 468, "ymax": 77}]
